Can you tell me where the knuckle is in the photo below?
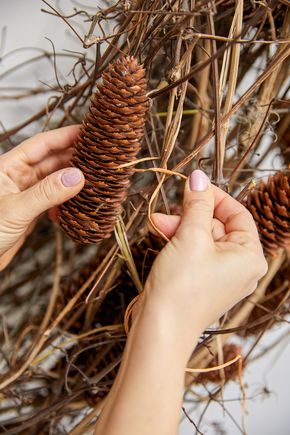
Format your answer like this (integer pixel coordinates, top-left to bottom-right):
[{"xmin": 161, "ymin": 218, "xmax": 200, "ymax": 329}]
[
  {"xmin": 0, "ymin": 197, "xmax": 6, "ymax": 210},
  {"xmin": 237, "ymin": 203, "xmax": 253, "ymax": 220},
  {"xmin": 246, "ymin": 281, "xmax": 258, "ymax": 296},
  {"xmin": 244, "ymin": 208, "xmax": 254, "ymax": 221},
  {"xmin": 0, "ymin": 195, "xmax": 29, "ymax": 229},
  {"xmin": 257, "ymin": 257, "xmax": 268, "ymax": 278},
  {"xmin": 0, "ymin": 195, "xmax": 16, "ymax": 218},
  {"xmin": 184, "ymin": 197, "xmax": 211, "ymax": 213},
  {"xmin": 230, "ymin": 232, "xmax": 251, "ymax": 245},
  {"xmin": 33, "ymin": 132, "xmax": 44, "ymax": 143},
  {"xmin": 34, "ymin": 177, "xmax": 55, "ymax": 203},
  {"xmin": 248, "ymin": 253, "xmax": 268, "ymax": 280}
]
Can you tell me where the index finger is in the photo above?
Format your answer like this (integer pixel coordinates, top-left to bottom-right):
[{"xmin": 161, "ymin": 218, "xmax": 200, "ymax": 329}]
[
  {"xmin": 2, "ymin": 125, "xmax": 80, "ymax": 166},
  {"xmin": 212, "ymin": 184, "xmax": 260, "ymax": 241}
]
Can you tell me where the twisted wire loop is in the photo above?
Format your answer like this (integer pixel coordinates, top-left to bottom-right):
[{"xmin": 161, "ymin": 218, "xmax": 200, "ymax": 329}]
[{"xmin": 59, "ymin": 56, "xmax": 149, "ymax": 244}]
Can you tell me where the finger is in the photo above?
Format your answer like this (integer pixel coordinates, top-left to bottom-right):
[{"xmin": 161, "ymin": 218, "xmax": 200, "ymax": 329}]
[
  {"xmin": 0, "ymin": 235, "xmax": 25, "ymax": 271},
  {"xmin": 212, "ymin": 218, "xmax": 226, "ymax": 241},
  {"xmin": 211, "ymin": 185, "xmax": 259, "ymax": 240},
  {"xmin": 2, "ymin": 125, "xmax": 80, "ymax": 166},
  {"xmin": 8, "ymin": 167, "xmax": 84, "ymax": 225},
  {"xmin": 149, "ymin": 213, "xmax": 181, "ymax": 239},
  {"xmin": 0, "ymin": 215, "xmax": 36, "ymax": 272},
  {"xmin": 176, "ymin": 169, "xmax": 214, "ymax": 242},
  {"xmin": 32, "ymin": 148, "xmax": 74, "ymax": 182},
  {"xmin": 150, "ymin": 214, "xmax": 226, "ymax": 242},
  {"xmin": 14, "ymin": 148, "xmax": 74, "ymax": 191}
]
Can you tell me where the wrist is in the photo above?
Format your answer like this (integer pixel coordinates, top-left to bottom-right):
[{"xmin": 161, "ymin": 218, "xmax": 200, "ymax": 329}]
[{"xmin": 136, "ymin": 291, "xmax": 203, "ymax": 364}]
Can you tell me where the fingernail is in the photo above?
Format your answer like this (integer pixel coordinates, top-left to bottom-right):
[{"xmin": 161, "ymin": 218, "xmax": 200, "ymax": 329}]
[
  {"xmin": 61, "ymin": 168, "xmax": 83, "ymax": 187},
  {"xmin": 189, "ymin": 169, "xmax": 209, "ymax": 191}
]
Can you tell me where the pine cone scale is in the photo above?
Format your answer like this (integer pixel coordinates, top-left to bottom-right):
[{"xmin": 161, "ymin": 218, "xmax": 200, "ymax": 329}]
[{"xmin": 91, "ymin": 106, "xmax": 145, "ymax": 123}]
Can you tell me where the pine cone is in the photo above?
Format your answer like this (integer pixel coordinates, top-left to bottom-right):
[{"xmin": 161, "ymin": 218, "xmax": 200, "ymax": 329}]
[
  {"xmin": 239, "ymin": 257, "xmax": 290, "ymax": 336},
  {"xmin": 194, "ymin": 344, "xmax": 243, "ymax": 384},
  {"xmin": 59, "ymin": 56, "xmax": 149, "ymax": 244},
  {"xmin": 246, "ymin": 171, "xmax": 290, "ymax": 256}
]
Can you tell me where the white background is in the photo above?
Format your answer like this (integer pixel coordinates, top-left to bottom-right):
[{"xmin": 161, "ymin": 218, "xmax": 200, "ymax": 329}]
[{"xmin": 0, "ymin": 2, "xmax": 289, "ymax": 434}]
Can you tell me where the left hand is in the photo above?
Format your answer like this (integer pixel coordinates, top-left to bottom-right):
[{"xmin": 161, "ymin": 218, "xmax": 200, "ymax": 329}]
[{"xmin": 0, "ymin": 125, "xmax": 84, "ymax": 270}]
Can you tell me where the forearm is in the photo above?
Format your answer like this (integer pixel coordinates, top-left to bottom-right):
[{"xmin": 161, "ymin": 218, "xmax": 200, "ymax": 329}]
[{"xmin": 94, "ymin": 296, "xmax": 201, "ymax": 435}]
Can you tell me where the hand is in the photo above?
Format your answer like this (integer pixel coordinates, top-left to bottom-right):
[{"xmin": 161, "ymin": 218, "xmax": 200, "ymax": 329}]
[
  {"xmin": 0, "ymin": 126, "xmax": 84, "ymax": 271},
  {"xmin": 144, "ymin": 169, "xmax": 268, "ymax": 351},
  {"xmin": 94, "ymin": 169, "xmax": 268, "ymax": 435}
]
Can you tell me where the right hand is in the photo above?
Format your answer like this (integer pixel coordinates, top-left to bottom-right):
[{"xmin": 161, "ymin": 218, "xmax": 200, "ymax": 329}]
[{"xmin": 142, "ymin": 169, "xmax": 268, "ymax": 349}]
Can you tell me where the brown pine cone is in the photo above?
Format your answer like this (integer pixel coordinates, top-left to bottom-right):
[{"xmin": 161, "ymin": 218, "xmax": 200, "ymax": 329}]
[
  {"xmin": 59, "ymin": 56, "xmax": 149, "ymax": 244},
  {"xmin": 194, "ymin": 344, "xmax": 244, "ymax": 384},
  {"xmin": 239, "ymin": 257, "xmax": 290, "ymax": 337},
  {"xmin": 245, "ymin": 171, "xmax": 290, "ymax": 257}
]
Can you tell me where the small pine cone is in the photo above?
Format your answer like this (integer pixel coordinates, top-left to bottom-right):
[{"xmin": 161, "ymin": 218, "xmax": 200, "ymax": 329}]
[
  {"xmin": 57, "ymin": 259, "xmax": 99, "ymax": 332},
  {"xmin": 245, "ymin": 172, "xmax": 290, "ymax": 257},
  {"xmin": 240, "ymin": 258, "xmax": 290, "ymax": 336},
  {"xmin": 59, "ymin": 56, "xmax": 149, "ymax": 244},
  {"xmin": 194, "ymin": 344, "xmax": 243, "ymax": 384}
]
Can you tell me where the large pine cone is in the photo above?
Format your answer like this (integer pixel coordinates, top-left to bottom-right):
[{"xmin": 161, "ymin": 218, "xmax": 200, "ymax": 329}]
[
  {"xmin": 59, "ymin": 56, "xmax": 149, "ymax": 244},
  {"xmin": 246, "ymin": 172, "xmax": 290, "ymax": 257}
]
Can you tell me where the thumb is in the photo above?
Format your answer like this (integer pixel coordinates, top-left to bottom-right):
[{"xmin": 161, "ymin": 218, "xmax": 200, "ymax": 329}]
[
  {"xmin": 176, "ymin": 169, "xmax": 214, "ymax": 241},
  {"xmin": 14, "ymin": 167, "xmax": 84, "ymax": 224}
]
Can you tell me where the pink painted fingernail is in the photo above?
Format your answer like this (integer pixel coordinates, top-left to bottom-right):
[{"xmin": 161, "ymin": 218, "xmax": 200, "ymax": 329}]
[
  {"xmin": 189, "ymin": 169, "xmax": 209, "ymax": 191},
  {"xmin": 61, "ymin": 168, "xmax": 83, "ymax": 187}
]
